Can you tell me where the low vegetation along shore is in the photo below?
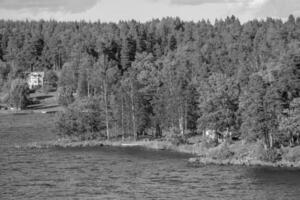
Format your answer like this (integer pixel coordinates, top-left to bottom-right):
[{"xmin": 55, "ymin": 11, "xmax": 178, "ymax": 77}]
[{"xmin": 25, "ymin": 134, "xmax": 300, "ymax": 169}]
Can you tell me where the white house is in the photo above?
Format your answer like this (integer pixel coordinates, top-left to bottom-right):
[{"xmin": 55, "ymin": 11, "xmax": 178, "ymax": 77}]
[
  {"xmin": 27, "ymin": 72, "xmax": 45, "ymax": 90},
  {"xmin": 204, "ymin": 129, "xmax": 220, "ymax": 141},
  {"xmin": 204, "ymin": 129, "xmax": 234, "ymax": 143}
]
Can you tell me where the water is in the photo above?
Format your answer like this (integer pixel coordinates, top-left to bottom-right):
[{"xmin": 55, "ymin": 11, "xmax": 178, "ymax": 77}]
[{"xmin": 1, "ymin": 114, "xmax": 300, "ymax": 199}]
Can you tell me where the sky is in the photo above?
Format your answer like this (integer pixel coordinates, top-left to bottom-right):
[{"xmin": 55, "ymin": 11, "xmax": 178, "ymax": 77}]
[{"xmin": 0, "ymin": 0, "xmax": 299, "ymax": 23}]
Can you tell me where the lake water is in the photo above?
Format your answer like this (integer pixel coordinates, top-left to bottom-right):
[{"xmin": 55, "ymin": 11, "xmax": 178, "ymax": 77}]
[{"xmin": 1, "ymin": 114, "xmax": 300, "ymax": 199}]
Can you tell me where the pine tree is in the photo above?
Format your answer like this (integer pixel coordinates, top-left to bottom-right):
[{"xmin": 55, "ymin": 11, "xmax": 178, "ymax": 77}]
[
  {"xmin": 197, "ymin": 73, "xmax": 239, "ymax": 134},
  {"xmin": 240, "ymin": 75, "xmax": 276, "ymax": 148},
  {"xmin": 279, "ymin": 98, "xmax": 300, "ymax": 145},
  {"xmin": 121, "ymin": 34, "xmax": 136, "ymax": 71},
  {"xmin": 168, "ymin": 34, "xmax": 177, "ymax": 51}
]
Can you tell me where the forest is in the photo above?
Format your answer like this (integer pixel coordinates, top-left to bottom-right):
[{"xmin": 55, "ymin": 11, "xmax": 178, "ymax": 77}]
[{"xmin": 0, "ymin": 15, "xmax": 299, "ymax": 150}]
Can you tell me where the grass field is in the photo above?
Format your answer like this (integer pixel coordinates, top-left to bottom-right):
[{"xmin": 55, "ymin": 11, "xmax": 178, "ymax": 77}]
[
  {"xmin": 27, "ymin": 90, "xmax": 62, "ymax": 112},
  {"xmin": 0, "ymin": 113, "xmax": 58, "ymax": 146},
  {"xmin": 0, "ymin": 90, "xmax": 62, "ymax": 114}
]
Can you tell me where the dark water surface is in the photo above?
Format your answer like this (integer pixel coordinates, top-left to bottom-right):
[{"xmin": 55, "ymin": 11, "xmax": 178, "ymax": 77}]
[{"xmin": 1, "ymin": 114, "xmax": 300, "ymax": 199}]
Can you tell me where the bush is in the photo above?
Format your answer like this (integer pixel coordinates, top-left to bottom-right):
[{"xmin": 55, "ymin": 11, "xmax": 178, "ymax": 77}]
[
  {"xmin": 170, "ymin": 135, "xmax": 187, "ymax": 146},
  {"xmin": 56, "ymin": 98, "xmax": 105, "ymax": 140},
  {"xmin": 0, "ymin": 61, "xmax": 10, "ymax": 89},
  {"xmin": 187, "ymin": 135, "xmax": 203, "ymax": 144},
  {"xmin": 252, "ymin": 141, "xmax": 282, "ymax": 163},
  {"xmin": 9, "ymin": 79, "xmax": 30, "ymax": 109},
  {"xmin": 43, "ymin": 83, "xmax": 52, "ymax": 94},
  {"xmin": 207, "ymin": 141, "xmax": 234, "ymax": 160},
  {"xmin": 202, "ymin": 138, "xmax": 218, "ymax": 148},
  {"xmin": 58, "ymin": 86, "xmax": 75, "ymax": 106},
  {"xmin": 260, "ymin": 148, "xmax": 282, "ymax": 163},
  {"xmin": 44, "ymin": 70, "xmax": 58, "ymax": 88},
  {"xmin": 282, "ymin": 146, "xmax": 300, "ymax": 163},
  {"xmin": 164, "ymin": 127, "xmax": 187, "ymax": 146}
]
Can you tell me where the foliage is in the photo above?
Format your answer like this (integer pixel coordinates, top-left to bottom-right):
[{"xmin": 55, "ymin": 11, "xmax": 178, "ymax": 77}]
[
  {"xmin": 282, "ymin": 146, "xmax": 300, "ymax": 163},
  {"xmin": 198, "ymin": 73, "xmax": 239, "ymax": 132},
  {"xmin": 239, "ymin": 74, "xmax": 279, "ymax": 148},
  {"xmin": 9, "ymin": 78, "xmax": 30, "ymax": 109},
  {"xmin": 57, "ymin": 86, "xmax": 75, "ymax": 107},
  {"xmin": 44, "ymin": 70, "xmax": 58, "ymax": 87},
  {"xmin": 164, "ymin": 127, "xmax": 187, "ymax": 146},
  {"xmin": 59, "ymin": 62, "xmax": 77, "ymax": 91},
  {"xmin": 279, "ymin": 98, "xmax": 300, "ymax": 146},
  {"xmin": 207, "ymin": 141, "xmax": 234, "ymax": 160},
  {"xmin": 55, "ymin": 98, "xmax": 105, "ymax": 139},
  {"xmin": 43, "ymin": 70, "xmax": 58, "ymax": 93},
  {"xmin": 0, "ymin": 17, "xmax": 299, "ymax": 146},
  {"xmin": 260, "ymin": 148, "xmax": 282, "ymax": 163},
  {"xmin": 0, "ymin": 61, "xmax": 10, "ymax": 89}
]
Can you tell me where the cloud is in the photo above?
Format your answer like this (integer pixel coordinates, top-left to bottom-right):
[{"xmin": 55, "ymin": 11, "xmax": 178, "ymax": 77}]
[
  {"xmin": 252, "ymin": 0, "xmax": 300, "ymax": 17},
  {"xmin": 170, "ymin": 0, "xmax": 300, "ymax": 19},
  {"xmin": 247, "ymin": 0, "xmax": 268, "ymax": 8},
  {"xmin": 170, "ymin": 0, "xmax": 243, "ymax": 5},
  {"xmin": 0, "ymin": 0, "xmax": 101, "ymax": 13}
]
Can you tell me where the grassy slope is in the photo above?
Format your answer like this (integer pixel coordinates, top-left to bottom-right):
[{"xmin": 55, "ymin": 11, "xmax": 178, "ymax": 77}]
[
  {"xmin": 0, "ymin": 90, "xmax": 62, "ymax": 114},
  {"xmin": 27, "ymin": 91, "xmax": 63, "ymax": 112},
  {"xmin": 0, "ymin": 113, "xmax": 57, "ymax": 146}
]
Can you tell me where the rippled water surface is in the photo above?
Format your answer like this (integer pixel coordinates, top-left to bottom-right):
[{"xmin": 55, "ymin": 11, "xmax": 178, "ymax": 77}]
[{"xmin": 1, "ymin": 114, "xmax": 300, "ymax": 199}]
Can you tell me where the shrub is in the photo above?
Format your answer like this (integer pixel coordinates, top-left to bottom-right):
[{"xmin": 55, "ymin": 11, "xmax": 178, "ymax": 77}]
[
  {"xmin": 253, "ymin": 141, "xmax": 282, "ymax": 163},
  {"xmin": 9, "ymin": 79, "xmax": 30, "ymax": 109},
  {"xmin": 43, "ymin": 70, "xmax": 58, "ymax": 93},
  {"xmin": 202, "ymin": 138, "xmax": 218, "ymax": 148},
  {"xmin": 58, "ymin": 86, "xmax": 75, "ymax": 106},
  {"xmin": 170, "ymin": 135, "xmax": 187, "ymax": 146},
  {"xmin": 260, "ymin": 148, "xmax": 282, "ymax": 163},
  {"xmin": 44, "ymin": 70, "xmax": 58, "ymax": 88},
  {"xmin": 0, "ymin": 61, "xmax": 10, "ymax": 89},
  {"xmin": 187, "ymin": 135, "xmax": 203, "ymax": 144},
  {"xmin": 56, "ymin": 97, "xmax": 105, "ymax": 140},
  {"xmin": 207, "ymin": 141, "xmax": 234, "ymax": 160},
  {"xmin": 282, "ymin": 146, "xmax": 300, "ymax": 163},
  {"xmin": 43, "ymin": 83, "xmax": 52, "ymax": 94},
  {"xmin": 164, "ymin": 127, "xmax": 187, "ymax": 146}
]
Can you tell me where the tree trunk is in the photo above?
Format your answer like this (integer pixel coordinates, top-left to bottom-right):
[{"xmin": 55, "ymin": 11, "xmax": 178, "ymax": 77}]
[
  {"xmin": 114, "ymin": 121, "xmax": 117, "ymax": 139},
  {"xmin": 179, "ymin": 101, "xmax": 185, "ymax": 136},
  {"xmin": 58, "ymin": 50, "xmax": 61, "ymax": 70},
  {"xmin": 121, "ymin": 95, "xmax": 125, "ymax": 141},
  {"xmin": 87, "ymin": 81, "xmax": 90, "ymax": 97},
  {"xmin": 179, "ymin": 117, "xmax": 184, "ymax": 135},
  {"xmin": 184, "ymin": 99, "xmax": 188, "ymax": 132},
  {"xmin": 264, "ymin": 130, "xmax": 273, "ymax": 149},
  {"xmin": 104, "ymin": 79, "xmax": 110, "ymax": 140},
  {"xmin": 130, "ymin": 80, "xmax": 137, "ymax": 141},
  {"xmin": 269, "ymin": 132, "xmax": 273, "ymax": 148},
  {"xmin": 155, "ymin": 123, "xmax": 161, "ymax": 138},
  {"xmin": 264, "ymin": 130, "xmax": 269, "ymax": 150},
  {"xmin": 289, "ymin": 131, "xmax": 293, "ymax": 147}
]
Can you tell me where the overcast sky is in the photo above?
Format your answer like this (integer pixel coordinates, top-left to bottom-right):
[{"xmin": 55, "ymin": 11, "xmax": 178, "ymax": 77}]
[{"xmin": 0, "ymin": 0, "xmax": 299, "ymax": 23}]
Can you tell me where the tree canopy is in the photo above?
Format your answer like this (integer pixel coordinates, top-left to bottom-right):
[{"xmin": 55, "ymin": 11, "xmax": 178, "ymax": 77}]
[{"xmin": 0, "ymin": 16, "xmax": 299, "ymax": 147}]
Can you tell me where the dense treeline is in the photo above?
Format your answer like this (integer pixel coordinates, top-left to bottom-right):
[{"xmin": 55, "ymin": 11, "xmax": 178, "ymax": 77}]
[{"xmin": 0, "ymin": 16, "xmax": 299, "ymax": 148}]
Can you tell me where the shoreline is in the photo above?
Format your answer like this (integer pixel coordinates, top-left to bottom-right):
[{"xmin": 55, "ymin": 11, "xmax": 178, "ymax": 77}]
[
  {"xmin": 23, "ymin": 138, "xmax": 300, "ymax": 169},
  {"xmin": 188, "ymin": 157, "xmax": 300, "ymax": 168},
  {"xmin": 25, "ymin": 139, "xmax": 198, "ymax": 154}
]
